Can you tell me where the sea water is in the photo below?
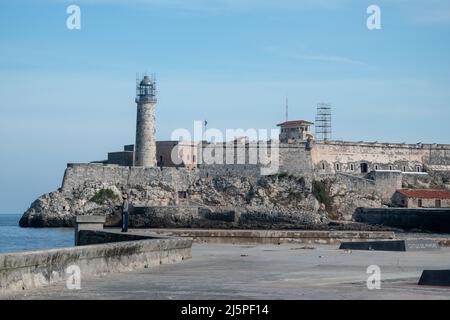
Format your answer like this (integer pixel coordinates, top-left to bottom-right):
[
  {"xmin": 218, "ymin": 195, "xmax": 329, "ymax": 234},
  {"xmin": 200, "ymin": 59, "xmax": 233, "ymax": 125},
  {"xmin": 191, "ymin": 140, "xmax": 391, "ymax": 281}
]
[{"xmin": 0, "ymin": 214, "xmax": 73, "ymax": 254}]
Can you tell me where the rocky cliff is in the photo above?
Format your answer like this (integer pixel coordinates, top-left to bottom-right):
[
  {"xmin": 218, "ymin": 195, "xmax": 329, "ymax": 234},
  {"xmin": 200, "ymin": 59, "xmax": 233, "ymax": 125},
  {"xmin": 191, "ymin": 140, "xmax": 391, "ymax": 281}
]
[{"xmin": 19, "ymin": 164, "xmax": 389, "ymax": 229}]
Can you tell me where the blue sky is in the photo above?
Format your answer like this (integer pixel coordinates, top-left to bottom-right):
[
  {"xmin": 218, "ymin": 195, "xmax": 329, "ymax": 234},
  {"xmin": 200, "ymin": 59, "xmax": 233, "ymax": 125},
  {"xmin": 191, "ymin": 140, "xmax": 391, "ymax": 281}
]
[{"xmin": 1, "ymin": 0, "xmax": 450, "ymax": 213}]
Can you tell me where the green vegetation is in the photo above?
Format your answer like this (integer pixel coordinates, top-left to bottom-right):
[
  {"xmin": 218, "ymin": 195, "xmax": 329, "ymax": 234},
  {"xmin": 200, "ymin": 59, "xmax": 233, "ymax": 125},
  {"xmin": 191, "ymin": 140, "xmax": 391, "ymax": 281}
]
[
  {"xmin": 245, "ymin": 188, "xmax": 256, "ymax": 203},
  {"xmin": 90, "ymin": 189, "xmax": 119, "ymax": 205},
  {"xmin": 296, "ymin": 176, "xmax": 305, "ymax": 185},
  {"xmin": 277, "ymin": 171, "xmax": 289, "ymax": 179},
  {"xmin": 274, "ymin": 172, "xmax": 306, "ymax": 185},
  {"xmin": 312, "ymin": 180, "xmax": 341, "ymax": 218},
  {"xmin": 312, "ymin": 180, "xmax": 332, "ymax": 209}
]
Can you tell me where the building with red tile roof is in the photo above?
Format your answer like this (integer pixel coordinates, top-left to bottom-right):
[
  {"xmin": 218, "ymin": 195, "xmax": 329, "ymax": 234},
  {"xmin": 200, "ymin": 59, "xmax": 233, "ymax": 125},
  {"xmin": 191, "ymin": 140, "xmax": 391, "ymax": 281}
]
[
  {"xmin": 393, "ymin": 189, "xmax": 450, "ymax": 208},
  {"xmin": 277, "ymin": 119, "xmax": 314, "ymax": 143}
]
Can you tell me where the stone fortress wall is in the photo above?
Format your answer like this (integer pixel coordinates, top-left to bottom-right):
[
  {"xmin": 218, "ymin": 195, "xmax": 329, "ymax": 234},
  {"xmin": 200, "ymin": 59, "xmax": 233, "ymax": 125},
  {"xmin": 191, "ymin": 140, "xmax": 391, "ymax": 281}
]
[
  {"xmin": 21, "ymin": 140, "xmax": 450, "ymax": 229},
  {"xmin": 62, "ymin": 163, "xmax": 198, "ymax": 195},
  {"xmin": 79, "ymin": 139, "xmax": 449, "ymax": 210},
  {"xmin": 106, "ymin": 138, "xmax": 450, "ymax": 179},
  {"xmin": 88, "ymin": 139, "xmax": 450, "ymax": 192},
  {"xmin": 309, "ymin": 141, "xmax": 450, "ymax": 174},
  {"xmin": 263, "ymin": 140, "xmax": 450, "ymax": 176},
  {"xmin": 53, "ymin": 138, "xmax": 450, "ymax": 223},
  {"xmin": 191, "ymin": 140, "xmax": 450, "ymax": 178}
]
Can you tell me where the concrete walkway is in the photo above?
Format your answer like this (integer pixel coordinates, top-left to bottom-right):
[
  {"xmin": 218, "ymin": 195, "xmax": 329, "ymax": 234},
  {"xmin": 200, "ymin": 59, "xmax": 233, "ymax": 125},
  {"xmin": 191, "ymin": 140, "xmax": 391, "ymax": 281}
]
[{"xmin": 4, "ymin": 243, "xmax": 450, "ymax": 300}]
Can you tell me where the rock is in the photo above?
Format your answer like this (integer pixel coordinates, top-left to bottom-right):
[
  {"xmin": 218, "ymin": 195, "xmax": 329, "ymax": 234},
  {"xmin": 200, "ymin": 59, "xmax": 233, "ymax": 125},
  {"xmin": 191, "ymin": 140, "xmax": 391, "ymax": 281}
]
[
  {"xmin": 20, "ymin": 171, "xmax": 331, "ymax": 228},
  {"xmin": 19, "ymin": 168, "xmax": 393, "ymax": 229}
]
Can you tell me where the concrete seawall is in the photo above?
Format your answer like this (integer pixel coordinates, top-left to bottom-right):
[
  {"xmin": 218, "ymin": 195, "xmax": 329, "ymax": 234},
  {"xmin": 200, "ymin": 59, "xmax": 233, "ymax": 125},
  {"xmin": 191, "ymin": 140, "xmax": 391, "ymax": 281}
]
[
  {"xmin": 132, "ymin": 229, "xmax": 396, "ymax": 245},
  {"xmin": 354, "ymin": 208, "xmax": 450, "ymax": 233},
  {"xmin": 0, "ymin": 231, "xmax": 192, "ymax": 294}
]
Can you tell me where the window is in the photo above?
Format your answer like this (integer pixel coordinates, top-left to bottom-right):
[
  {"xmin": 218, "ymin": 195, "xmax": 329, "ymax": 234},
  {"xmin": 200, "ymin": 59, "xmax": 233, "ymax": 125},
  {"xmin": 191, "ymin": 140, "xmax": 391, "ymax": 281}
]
[
  {"xmin": 416, "ymin": 166, "xmax": 422, "ymax": 172},
  {"xmin": 402, "ymin": 166, "xmax": 407, "ymax": 172},
  {"xmin": 178, "ymin": 191, "xmax": 187, "ymax": 199},
  {"xmin": 321, "ymin": 163, "xmax": 326, "ymax": 170},
  {"xmin": 193, "ymin": 155, "xmax": 196, "ymax": 162},
  {"xmin": 361, "ymin": 163, "xmax": 368, "ymax": 173},
  {"xmin": 389, "ymin": 165, "xmax": 393, "ymax": 170},
  {"xmin": 335, "ymin": 163, "xmax": 340, "ymax": 171},
  {"xmin": 375, "ymin": 165, "xmax": 379, "ymax": 170},
  {"xmin": 436, "ymin": 199, "xmax": 442, "ymax": 208},
  {"xmin": 350, "ymin": 164, "xmax": 354, "ymax": 171},
  {"xmin": 418, "ymin": 199, "xmax": 423, "ymax": 207}
]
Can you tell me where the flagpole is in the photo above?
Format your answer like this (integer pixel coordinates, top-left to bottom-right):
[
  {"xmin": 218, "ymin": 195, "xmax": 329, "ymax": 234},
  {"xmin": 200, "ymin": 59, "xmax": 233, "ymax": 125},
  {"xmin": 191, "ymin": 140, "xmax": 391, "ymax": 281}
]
[{"xmin": 203, "ymin": 120, "xmax": 207, "ymax": 142}]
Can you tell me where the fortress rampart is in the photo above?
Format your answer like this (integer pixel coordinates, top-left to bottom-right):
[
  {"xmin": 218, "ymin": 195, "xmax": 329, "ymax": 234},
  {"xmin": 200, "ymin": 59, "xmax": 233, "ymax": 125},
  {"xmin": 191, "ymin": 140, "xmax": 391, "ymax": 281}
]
[
  {"xmin": 62, "ymin": 163, "xmax": 198, "ymax": 194},
  {"xmin": 272, "ymin": 141, "xmax": 449, "ymax": 175},
  {"xmin": 20, "ymin": 139, "xmax": 449, "ymax": 229}
]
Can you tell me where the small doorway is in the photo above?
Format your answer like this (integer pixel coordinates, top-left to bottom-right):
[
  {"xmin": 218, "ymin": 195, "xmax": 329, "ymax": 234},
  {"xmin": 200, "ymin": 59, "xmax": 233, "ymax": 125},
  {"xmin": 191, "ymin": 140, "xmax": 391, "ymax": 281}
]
[
  {"xmin": 361, "ymin": 163, "xmax": 368, "ymax": 173},
  {"xmin": 436, "ymin": 199, "xmax": 442, "ymax": 208}
]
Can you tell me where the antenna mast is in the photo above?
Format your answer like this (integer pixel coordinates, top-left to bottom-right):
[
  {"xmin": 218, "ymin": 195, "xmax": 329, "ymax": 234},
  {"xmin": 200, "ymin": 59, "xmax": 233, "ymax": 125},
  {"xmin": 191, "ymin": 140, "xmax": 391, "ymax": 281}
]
[{"xmin": 285, "ymin": 97, "xmax": 289, "ymax": 122}]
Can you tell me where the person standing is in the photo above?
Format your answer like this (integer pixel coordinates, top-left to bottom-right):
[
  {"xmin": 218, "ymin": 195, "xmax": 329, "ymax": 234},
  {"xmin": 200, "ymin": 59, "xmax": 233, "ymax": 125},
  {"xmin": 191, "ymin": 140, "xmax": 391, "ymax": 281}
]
[{"xmin": 121, "ymin": 194, "xmax": 130, "ymax": 232}]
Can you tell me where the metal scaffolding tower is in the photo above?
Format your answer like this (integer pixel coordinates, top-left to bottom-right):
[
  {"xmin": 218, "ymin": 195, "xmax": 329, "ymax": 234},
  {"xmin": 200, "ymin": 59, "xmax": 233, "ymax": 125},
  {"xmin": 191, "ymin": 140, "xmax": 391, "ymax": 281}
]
[{"xmin": 315, "ymin": 103, "xmax": 332, "ymax": 141}]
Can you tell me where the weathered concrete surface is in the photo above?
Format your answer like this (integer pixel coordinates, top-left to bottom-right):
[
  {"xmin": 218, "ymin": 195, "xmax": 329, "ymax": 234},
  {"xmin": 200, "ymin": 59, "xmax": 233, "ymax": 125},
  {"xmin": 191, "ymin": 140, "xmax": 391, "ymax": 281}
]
[
  {"xmin": 4, "ymin": 244, "xmax": 450, "ymax": 300},
  {"xmin": 0, "ymin": 236, "xmax": 192, "ymax": 294},
  {"xmin": 131, "ymin": 228, "xmax": 396, "ymax": 245}
]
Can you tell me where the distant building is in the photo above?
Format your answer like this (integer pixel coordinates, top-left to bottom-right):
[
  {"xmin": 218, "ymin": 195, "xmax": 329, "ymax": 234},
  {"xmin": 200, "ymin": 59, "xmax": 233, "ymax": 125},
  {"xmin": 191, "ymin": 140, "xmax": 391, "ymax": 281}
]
[
  {"xmin": 107, "ymin": 144, "xmax": 135, "ymax": 167},
  {"xmin": 277, "ymin": 120, "xmax": 314, "ymax": 143},
  {"xmin": 107, "ymin": 142, "xmax": 199, "ymax": 169},
  {"xmin": 393, "ymin": 189, "xmax": 450, "ymax": 208},
  {"xmin": 156, "ymin": 141, "xmax": 199, "ymax": 169}
]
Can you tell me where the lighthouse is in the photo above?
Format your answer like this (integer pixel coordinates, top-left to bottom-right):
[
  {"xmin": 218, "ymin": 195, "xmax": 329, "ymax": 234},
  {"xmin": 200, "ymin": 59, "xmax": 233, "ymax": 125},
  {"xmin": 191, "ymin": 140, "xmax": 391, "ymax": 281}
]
[{"xmin": 134, "ymin": 75, "xmax": 157, "ymax": 167}]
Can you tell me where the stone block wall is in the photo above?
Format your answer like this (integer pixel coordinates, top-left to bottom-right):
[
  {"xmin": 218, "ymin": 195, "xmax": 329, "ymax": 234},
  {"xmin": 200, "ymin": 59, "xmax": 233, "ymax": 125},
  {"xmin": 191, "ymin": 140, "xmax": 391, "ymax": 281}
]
[
  {"xmin": 198, "ymin": 164, "xmax": 262, "ymax": 178},
  {"xmin": 310, "ymin": 141, "xmax": 429, "ymax": 174},
  {"xmin": 427, "ymin": 145, "xmax": 450, "ymax": 165},
  {"xmin": 354, "ymin": 207, "xmax": 450, "ymax": 232},
  {"xmin": 61, "ymin": 164, "xmax": 198, "ymax": 193},
  {"xmin": 366, "ymin": 170, "xmax": 403, "ymax": 201},
  {"xmin": 279, "ymin": 143, "xmax": 314, "ymax": 175},
  {"xmin": 107, "ymin": 151, "xmax": 134, "ymax": 167},
  {"xmin": 317, "ymin": 170, "xmax": 402, "ymax": 204}
]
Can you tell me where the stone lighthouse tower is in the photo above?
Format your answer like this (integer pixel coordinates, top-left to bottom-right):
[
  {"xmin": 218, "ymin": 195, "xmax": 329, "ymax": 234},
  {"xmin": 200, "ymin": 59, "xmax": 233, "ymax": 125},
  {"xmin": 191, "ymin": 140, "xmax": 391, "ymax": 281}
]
[{"xmin": 135, "ymin": 75, "xmax": 157, "ymax": 167}]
